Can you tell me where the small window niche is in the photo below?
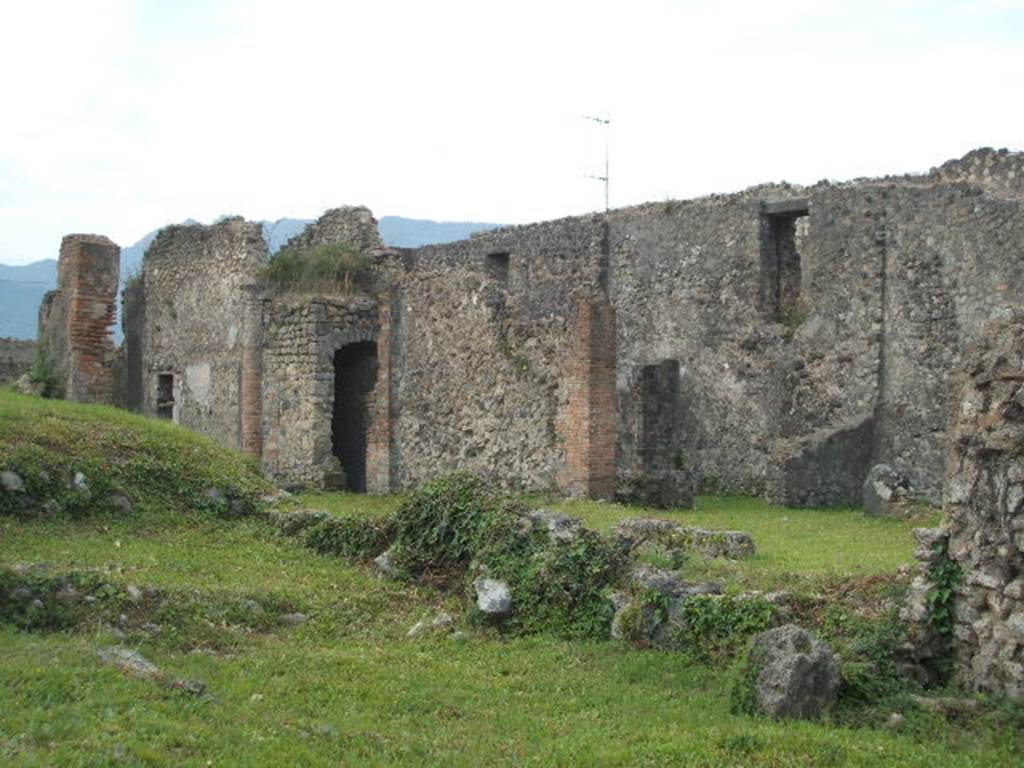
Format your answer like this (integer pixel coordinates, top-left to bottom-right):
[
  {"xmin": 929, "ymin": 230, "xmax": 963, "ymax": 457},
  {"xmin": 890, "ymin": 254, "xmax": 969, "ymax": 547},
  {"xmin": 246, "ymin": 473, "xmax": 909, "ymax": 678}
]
[
  {"xmin": 156, "ymin": 373, "xmax": 175, "ymax": 420},
  {"xmin": 760, "ymin": 199, "xmax": 809, "ymax": 325},
  {"xmin": 486, "ymin": 252, "xmax": 510, "ymax": 288}
]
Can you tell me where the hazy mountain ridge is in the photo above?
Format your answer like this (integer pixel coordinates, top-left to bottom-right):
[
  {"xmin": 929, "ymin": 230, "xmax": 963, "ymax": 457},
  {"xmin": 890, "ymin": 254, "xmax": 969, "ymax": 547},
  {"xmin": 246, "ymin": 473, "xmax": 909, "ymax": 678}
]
[{"xmin": 0, "ymin": 216, "xmax": 500, "ymax": 339}]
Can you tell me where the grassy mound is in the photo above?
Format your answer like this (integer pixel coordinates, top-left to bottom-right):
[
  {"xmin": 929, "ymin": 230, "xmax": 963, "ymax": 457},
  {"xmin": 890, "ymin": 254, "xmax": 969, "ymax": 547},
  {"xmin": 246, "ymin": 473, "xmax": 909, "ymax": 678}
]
[{"xmin": 0, "ymin": 390, "xmax": 271, "ymax": 519}]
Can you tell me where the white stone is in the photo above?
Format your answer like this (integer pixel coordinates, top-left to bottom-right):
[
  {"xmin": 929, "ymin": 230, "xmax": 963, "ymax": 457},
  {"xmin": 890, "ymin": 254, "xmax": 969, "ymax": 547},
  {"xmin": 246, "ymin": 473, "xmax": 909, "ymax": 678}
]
[{"xmin": 473, "ymin": 577, "xmax": 512, "ymax": 616}]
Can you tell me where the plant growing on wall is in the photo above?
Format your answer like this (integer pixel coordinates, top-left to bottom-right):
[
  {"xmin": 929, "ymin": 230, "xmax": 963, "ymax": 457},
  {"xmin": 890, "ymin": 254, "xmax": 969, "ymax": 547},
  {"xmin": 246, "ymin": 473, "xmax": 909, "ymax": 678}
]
[{"xmin": 260, "ymin": 242, "xmax": 372, "ymax": 294}]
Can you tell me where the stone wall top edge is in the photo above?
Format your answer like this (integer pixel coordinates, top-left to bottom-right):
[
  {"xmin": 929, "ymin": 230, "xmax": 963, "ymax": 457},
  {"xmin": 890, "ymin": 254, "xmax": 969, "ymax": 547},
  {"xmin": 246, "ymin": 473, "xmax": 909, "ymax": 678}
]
[{"xmin": 60, "ymin": 234, "xmax": 119, "ymax": 249}]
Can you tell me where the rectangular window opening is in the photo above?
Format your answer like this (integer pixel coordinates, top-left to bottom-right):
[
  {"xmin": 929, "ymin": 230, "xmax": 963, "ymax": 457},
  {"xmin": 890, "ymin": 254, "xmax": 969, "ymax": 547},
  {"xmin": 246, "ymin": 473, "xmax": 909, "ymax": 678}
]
[
  {"xmin": 156, "ymin": 373, "xmax": 175, "ymax": 420},
  {"xmin": 760, "ymin": 201, "xmax": 808, "ymax": 324},
  {"xmin": 486, "ymin": 252, "xmax": 510, "ymax": 287}
]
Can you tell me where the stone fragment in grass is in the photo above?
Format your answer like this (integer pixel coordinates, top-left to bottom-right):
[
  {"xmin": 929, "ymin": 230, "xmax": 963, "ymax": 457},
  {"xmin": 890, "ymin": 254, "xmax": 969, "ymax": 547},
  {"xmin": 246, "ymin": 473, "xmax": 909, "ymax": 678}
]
[
  {"xmin": 862, "ymin": 464, "xmax": 914, "ymax": 517},
  {"xmin": 0, "ymin": 470, "xmax": 24, "ymax": 493},
  {"xmin": 474, "ymin": 577, "xmax": 512, "ymax": 617},
  {"xmin": 526, "ymin": 509, "xmax": 583, "ymax": 542},
  {"xmin": 407, "ymin": 611, "xmax": 455, "ymax": 638},
  {"xmin": 270, "ymin": 508, "xmax": 331, "ymax": 536},
  {"xmin": 615, "ymin": 517, "xmax": 756, "ymax": 560},
  {"xmin": 170, "ymin": 678, "xmax": 207, "ymax": 695},
  {"xmin": 97, "ymin": 647, "xmax": 162, "ymax": 680},
  {"xmin": 740, "ymin": 624, "xmax": 840, "ymax": 720},
  {"xmin": 280, "ymin": 612, "xmax": 309, "ymax": 626},
  {"xmin": 373, "ymin": 547, "xmax": 398, "ymax": 579}
]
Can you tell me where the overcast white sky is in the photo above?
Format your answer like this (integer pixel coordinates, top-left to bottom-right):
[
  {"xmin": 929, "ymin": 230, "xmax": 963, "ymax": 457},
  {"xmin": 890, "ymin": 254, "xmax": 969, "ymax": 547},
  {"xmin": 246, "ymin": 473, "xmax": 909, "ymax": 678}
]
[{"xmin": 1, "ymin": 0, "xmax": 1021, "ymax": 265}]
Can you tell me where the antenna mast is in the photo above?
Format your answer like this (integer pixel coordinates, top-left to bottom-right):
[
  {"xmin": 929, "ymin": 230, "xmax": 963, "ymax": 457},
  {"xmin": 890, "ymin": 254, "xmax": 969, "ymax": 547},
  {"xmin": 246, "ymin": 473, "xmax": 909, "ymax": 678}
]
[{"xmin": 582, "ymin": 112, "xmax": 610, "ymax": 212}]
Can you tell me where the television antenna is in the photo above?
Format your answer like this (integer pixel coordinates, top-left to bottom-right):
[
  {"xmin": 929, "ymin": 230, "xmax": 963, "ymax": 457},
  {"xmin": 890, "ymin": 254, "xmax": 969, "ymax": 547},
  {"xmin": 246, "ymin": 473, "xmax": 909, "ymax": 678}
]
[{"xmin": 582, "ymin": 112, "xmax": 610, "ymax": 212}]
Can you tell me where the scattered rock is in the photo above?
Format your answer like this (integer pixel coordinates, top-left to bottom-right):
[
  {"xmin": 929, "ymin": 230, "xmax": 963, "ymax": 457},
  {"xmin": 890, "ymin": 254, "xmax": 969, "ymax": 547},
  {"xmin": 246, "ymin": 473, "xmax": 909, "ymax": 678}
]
[
  {"xmin": 886, "ymin": 712, "xmax": 905, "ymax": 729},
  {"xmin": 473, "ymin": 578, "xmax": 512, "ymax": 617},
  {"xmin": 526, "ymin": 509, "xmax": 583, "ymax": 542},
  {"xmin": 0, "ymin": 470, "xmax": 25, "ymax": 493},
  {"xmin": 615, "ymin": 469, "xmax": 695, "ymax": 509},
  {"xmin": 12, "ymin": 374, "xmax": 45, "ymax": 397},
  {"xmin": 862, "ymin": 464, "xmax": 914, "ymax": 516},
  {"xmin": 626, "ymin": 563, "xmax": 722, "ymax": 598},
  {"xmin": 615, "ymin": 517, "xmax": 756, "ymax": 560},
  {"xmin": 407, "ymin": 610, "xmax": 455, "ymax": 638},
  {"xmin": 72, "ymin": 472, "xmax": 88, "ymax": 491},
  {"xmin": 126, "ymin": 584, "xmax": 143, "ymax": 603},
  {"xmin": 109, "ymin": 494, "xmax": 134, "ymax": 514},
  {"xmin": 373, "ymin": 547, "xmax": 398, "ymax": 580},
  {"xmin": 97, "ymin": 647, "xmax": 162, "ymax": 680},
  {"xmin": 170, "ymin": 678, "xmax": 207, "ymax": 696},
  {"xmin": 742, "ymin": 624, "xmax": 840, "ymax": 719},
  {"xmin": 909, "ymin": 695, "xmax": 981, "ymax": 717},
  {"xmin": 202, "ymin": 487, "xmax": 227, "ymax": 507},
  {"xmin": 280, "ymin": 612, "xmax": 309, "ymax": 626}
]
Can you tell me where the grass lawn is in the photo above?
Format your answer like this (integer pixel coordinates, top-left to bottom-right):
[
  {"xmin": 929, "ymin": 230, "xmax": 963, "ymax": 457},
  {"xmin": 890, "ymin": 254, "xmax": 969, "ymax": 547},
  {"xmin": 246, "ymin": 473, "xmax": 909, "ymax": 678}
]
[{"xmin": 1, "ymin": 392, "xmax": 1020, "ymax": 766}]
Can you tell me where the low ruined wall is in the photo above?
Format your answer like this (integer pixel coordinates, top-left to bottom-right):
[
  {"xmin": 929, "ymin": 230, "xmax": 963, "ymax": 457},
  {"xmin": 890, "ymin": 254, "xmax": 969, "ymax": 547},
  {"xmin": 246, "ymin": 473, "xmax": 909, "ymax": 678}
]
[
  {"xmin": 0, "ymin": 338, "xmax": 35, "ymax": 385},
  {"xmin": 943, "ymin": 310, "xmax": 1024, "ymax": 700}
]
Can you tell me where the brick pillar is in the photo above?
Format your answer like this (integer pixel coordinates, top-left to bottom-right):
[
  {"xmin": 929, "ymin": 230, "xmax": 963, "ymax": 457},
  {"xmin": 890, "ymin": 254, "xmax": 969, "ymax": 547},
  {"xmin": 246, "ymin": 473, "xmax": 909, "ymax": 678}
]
[
  {"xmin": 240, "ymin": 287, "xmax": 264, "ymax": 458},
  {"xmin": 60, "ymin": 235, "xmax": 120, "ymax": 404},
  {"xmin": 366, "ymin": 291, "xmax": 397, "ymax": 493},
  {"xmin": 558, "ymin": 293, "xmax": 618, "ymax": 498}
]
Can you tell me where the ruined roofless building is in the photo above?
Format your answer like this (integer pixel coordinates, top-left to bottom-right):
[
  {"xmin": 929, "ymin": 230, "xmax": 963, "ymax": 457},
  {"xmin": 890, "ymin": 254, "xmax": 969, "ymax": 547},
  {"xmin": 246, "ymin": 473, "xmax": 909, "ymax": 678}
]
[{"xmin": 38, "ymin": 148, "xmax": 1024, "ymax": 506}]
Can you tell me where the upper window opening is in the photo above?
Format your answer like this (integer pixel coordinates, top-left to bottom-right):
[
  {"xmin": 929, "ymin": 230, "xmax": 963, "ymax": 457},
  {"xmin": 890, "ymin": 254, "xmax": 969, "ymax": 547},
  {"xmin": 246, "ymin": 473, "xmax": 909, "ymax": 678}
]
[
  {"xmin": 760, "ymin": 200, "xmax": 809, "ymax": 325},
  {"xmin": 486, "ymin": 252, "xmax": 510, "ymax": 287}
]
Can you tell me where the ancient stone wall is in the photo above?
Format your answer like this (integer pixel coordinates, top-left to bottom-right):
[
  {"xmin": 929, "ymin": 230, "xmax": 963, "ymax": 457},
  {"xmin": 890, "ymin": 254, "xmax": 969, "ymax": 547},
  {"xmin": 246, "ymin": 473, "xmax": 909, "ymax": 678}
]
[
  {"xmin": 391, "ymin": 215, "xmax": 606, "ymax": 493},
  {"xmin": 0, "ymin": 338, "xmax": 35, "ymax": 385},
  {"xmin": 261, "ymin": 295, "xmax": 379, "ymax": 488},
  {"xmin": 138, "ymin": 218, "xmax": 266, "ymax": 446},
  {"xmin": 942, "ymin": 310, "xmax": 1024, "ymax": 700},
  {"xmin": 280, "ymin": 205, "xmax": 384, "ymax": 253}
]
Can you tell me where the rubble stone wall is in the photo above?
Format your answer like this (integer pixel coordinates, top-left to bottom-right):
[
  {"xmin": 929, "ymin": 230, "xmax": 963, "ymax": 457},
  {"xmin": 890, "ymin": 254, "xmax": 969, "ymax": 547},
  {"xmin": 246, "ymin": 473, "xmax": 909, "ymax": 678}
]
[
  {"xmin": 139, "ymin": 218, "xmax": 266, "ymax": 447},
  {"xmin": 942, "ymin": 310, "xmax": 1024, "ymax": 700}
]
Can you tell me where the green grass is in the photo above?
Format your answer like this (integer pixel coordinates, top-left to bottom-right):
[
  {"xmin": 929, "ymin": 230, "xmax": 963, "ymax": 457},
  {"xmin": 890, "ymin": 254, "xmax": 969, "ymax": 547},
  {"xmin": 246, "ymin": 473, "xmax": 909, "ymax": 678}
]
[
  {"xmin": 549, "ymin": 495, "xmax": 940, "ymax": 592},
  {"xmin": 2, "ymin": 393, "xmax": 1020, "ymax": 766}
]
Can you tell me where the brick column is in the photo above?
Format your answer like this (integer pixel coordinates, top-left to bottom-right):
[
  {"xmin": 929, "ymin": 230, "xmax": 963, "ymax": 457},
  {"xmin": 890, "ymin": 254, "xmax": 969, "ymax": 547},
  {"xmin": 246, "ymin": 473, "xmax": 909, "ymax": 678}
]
[
  {"xmin": 60, "ymin": 235, "xmax": 120, "ymax": 404},
  {"xmin": 366, "ymin": 290, "xmax": 398, "ymax": 493},
  {"xmin": 558, "ymin": 293, "xmax": 618, "ymax": 498},
  {"xmin": 240, "ymin": 287, "xmax": 264, "ymax": 458}
]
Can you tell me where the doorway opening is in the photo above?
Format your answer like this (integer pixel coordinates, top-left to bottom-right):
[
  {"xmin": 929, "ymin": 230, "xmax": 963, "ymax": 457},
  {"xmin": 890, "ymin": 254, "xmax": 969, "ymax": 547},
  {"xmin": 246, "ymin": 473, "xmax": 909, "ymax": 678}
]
[
  {"xmin": 332, "ymin": 341, "xmax": 378, "ymax": 492},
  {"xmin": 760, "ymin": 199, "xmax": 809, "ymax": 323}
]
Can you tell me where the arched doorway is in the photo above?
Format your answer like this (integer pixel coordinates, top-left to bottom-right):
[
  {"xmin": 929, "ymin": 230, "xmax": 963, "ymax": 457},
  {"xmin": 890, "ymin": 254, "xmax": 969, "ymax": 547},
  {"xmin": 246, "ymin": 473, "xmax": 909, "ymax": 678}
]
[{"xmin": 332, "ymin": 341, "xmax": 378, "ymax": 492}]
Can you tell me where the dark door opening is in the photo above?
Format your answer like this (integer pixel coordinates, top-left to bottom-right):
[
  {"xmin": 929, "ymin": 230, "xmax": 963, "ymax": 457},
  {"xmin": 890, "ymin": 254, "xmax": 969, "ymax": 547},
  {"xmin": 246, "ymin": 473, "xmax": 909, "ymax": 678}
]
[
  {"xmin": 332, "ymin": 341, "xmax": 378, "ymax": 492},
  {"xmin": 639, "ymin": 359, "xmax": 681, "ymax": 471},
  {"xmin": 156, "ymin": 373, "xmax": 174, "ymax": 420}
]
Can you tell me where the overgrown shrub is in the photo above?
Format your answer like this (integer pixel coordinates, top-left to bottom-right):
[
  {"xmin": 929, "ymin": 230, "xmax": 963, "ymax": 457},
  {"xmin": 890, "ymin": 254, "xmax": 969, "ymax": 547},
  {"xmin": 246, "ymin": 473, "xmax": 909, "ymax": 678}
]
[
  {"xmin": 261, "ymin": 242, "xmax": 372, "ymax": 293},
  {"xmin": 672, "ymin": 594, "xmax": 777, "ymax": 662},
  {"xmin": 471, "ymin": 517, "xmax": 627, "ymax": 639},
  {"xmin": 304, "ymin": 514, "xmax": 397, "ymax": 560},
  {"xmin": 390, "ymin": 473, "xmax": 525, "ymax": 583},
  {"xmin": 389, "ymin": 473, "xmax": 627, "ymax": 639}
]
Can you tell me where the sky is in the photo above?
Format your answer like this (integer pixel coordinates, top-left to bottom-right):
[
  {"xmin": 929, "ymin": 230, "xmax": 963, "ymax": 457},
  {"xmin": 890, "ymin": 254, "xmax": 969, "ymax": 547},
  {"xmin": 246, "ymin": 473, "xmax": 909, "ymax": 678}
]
[{"xmin": 1, "ymin": 0, "xmax": 1022, "ymax": 265}]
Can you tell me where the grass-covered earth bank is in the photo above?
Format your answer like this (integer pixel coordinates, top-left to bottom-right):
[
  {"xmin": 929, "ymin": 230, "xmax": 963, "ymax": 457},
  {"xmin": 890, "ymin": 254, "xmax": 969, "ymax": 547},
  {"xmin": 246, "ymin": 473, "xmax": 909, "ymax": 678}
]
[{"xmin": 1, "ymin": 391, "xmax": 1022, "ymax": 766}]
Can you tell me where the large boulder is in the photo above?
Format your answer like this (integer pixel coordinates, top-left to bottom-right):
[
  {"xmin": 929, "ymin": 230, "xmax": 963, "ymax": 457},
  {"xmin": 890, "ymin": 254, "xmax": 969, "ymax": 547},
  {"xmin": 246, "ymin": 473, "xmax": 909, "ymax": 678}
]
[
  {"xmin": 862, "ymin": 464, "xmax": 914, "ymax": 516},
  {"xmin": 739, "ymin": 624, "xmax": 840, "ymax": 719}
]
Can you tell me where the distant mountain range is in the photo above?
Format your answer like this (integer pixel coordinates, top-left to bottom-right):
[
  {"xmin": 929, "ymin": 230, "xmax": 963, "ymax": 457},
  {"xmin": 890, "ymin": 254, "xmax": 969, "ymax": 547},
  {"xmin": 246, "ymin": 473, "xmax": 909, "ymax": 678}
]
[{"xmin": 0, "ymin": 216, "xmax": 500, "ymax": 340}]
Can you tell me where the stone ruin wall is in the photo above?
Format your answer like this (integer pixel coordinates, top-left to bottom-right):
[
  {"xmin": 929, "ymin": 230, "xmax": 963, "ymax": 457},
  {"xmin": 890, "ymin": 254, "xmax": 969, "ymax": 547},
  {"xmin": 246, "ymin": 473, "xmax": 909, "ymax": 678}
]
[
  {"xmin": 36, "ymin": 235, "xmax": 120, "ymax": 403},
  {"xmin": 911, "ymin": 310, "xmax": 1024, "ymax": 701},
  {"xmin": 0, "ymin": 338, "xmax": 36, "ymax": 385},
  {"xmin": 393, "ymin": 215, "xmax": 612, "ymax": 495},
  {"xmin": 260, "ymin": 295, "xmax": 379, "ymax": 488},
  {"xmin": 135, "ymin": 218, "xmax": 266, "ymax": 447},
  {"xmin": 108, "ymin": 148, "xmax": 1023, "ymax": 505}
]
